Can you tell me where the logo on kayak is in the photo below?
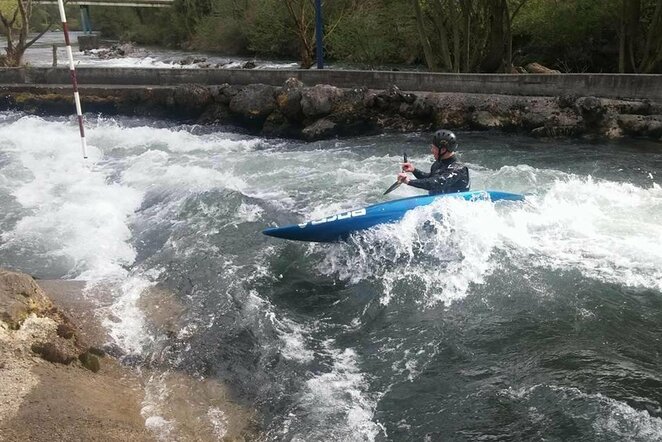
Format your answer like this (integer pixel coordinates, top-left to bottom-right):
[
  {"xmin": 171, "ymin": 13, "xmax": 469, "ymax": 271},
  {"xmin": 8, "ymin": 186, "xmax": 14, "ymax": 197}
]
[{"xmin": 299, "ymin": 208, "xmax": 367, "ymax": 228}]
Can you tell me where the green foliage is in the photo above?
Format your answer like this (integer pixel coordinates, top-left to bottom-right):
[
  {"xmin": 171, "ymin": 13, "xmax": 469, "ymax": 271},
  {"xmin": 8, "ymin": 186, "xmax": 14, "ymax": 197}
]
[
  {"xmin": 56, "ymin": 0, "xmax": 660, "ymax": 73},
  {"xmin": 243, "ymin": 0, "xmax": 294, "ymax": 57},
  {"xmin": 327, "ymin": 1, "xmax": 419, "ymax": 67},
  {"xmin": 92, "ymin": 7, "xmax": 184, "ymax": 46},
  {"xmin": 512, "ymin": 0, "xmax": 620, "ymax": 72},
  {"xmin": 191, "ymin": 0, "xmax": 249, "ymax": 53}
]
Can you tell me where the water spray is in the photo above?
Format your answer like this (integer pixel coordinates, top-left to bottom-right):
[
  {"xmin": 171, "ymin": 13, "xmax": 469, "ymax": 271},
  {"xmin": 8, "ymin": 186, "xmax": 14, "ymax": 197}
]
[{"xmin": 56, "ymin": 0, "xmax": 88, "ymax": 159}]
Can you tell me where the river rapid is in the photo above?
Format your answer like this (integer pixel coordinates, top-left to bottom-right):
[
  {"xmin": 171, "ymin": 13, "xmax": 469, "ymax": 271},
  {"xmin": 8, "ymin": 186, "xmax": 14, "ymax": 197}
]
[{"xmin": 1, "ymin": 112, "xmax": 661, "ymax": 441}]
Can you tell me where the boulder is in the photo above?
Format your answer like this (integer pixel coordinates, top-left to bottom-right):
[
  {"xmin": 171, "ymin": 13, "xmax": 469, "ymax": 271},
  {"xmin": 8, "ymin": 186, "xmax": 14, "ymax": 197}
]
[
  {"xmin": 31, "ymin": 341, "xmax": 78, "ymax": 365},
  {"xmin": 372, "ymin": 85, "xmax": 415, "ymax": 111},
  {"xmin": 525, "ymin": 62, "xmax": 561, "ymax": 74},
  {"xmin": 575, "ymin": 96, "xmax": 610, "ymax": 131},
  {"xmin": 301, "ymin": 85, "xmax": 342, "ymax": 118},
  {"xmin": 0, "ymin": 269, "xmax": 52, "ymax": 329},
  {"xmin": 330, "ymin": 87, "xmax": 369, "ymax": 123},
  {"xmin": 215, "ymin": 83, "xmax": 240, "ymax": 105},
  {"xmin": 471, "ymin": 111, "xmax": 503, "ymax": 129},
  {"xmin": 276, "ymin": 78, "xmax": 304, "ymax": 122},
  {"xmin": 56, "ymin": 322, "xmax": 76, "ymax": 339},
  {"xmin": 229, "ymin": 84, "xmax": 277, "ymax": 121},
  {"xmin": 79, "ymin": 351, "xmax": 101, "ymax": 373},
  {"xmin": 618, "ymin": 114, "xmax": 662, "ymax": 137},
  {"xmin": 172, "ymin": 84, "xmax": 213, "ymax": 112},
  {"xmin": 302, "ymin": 118, "xmax": 337, "ymax": 141}
]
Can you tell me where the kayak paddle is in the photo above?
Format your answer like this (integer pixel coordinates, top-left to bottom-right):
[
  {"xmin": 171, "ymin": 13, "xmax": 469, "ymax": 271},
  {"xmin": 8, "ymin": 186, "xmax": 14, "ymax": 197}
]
[{"xmin": 383, "ymin": 152, "xmax": 408, "ymax": 195}]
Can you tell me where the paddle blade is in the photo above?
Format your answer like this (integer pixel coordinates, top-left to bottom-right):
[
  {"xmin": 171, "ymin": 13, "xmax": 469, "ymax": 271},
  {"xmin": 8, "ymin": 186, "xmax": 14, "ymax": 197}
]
[{"xmin": 383, "ymin": 181, "xmax": 401, "ymax": 195}]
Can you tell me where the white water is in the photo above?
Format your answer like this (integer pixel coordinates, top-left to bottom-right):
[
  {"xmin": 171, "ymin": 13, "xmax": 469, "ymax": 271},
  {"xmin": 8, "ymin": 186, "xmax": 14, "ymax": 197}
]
[
  {"xmin": 1, "ymin": 114, "xmax": 661, "ymax": 439},
  {"xmin": 19, "ymin": 31, "xmax": 300, "ymax": 69}
]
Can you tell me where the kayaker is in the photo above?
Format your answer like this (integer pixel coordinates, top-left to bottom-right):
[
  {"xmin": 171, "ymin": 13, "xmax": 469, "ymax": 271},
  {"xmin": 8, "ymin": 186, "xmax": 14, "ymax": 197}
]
[{"xmin": 397, "ymin": 129, "xmax": 470, "ymax": 195}]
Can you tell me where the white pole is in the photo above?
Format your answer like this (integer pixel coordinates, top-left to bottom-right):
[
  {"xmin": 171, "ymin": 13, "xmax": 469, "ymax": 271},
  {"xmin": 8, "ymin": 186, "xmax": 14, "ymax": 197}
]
[{"xmin": 56, "ymin": 0, "xmax": 88, "ymax": 159}]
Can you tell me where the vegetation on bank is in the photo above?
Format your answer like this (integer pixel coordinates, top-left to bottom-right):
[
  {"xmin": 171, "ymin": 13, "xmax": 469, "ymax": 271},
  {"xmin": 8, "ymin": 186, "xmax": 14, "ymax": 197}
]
[{"xmin": 1, "ymin": 0, "xmax": 661, "ymax": 73}]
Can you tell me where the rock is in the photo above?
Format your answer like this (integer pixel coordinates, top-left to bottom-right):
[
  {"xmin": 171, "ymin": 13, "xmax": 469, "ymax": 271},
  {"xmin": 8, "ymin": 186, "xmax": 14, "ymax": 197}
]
[
  {"xmin": 525, "ymin": 62, "xmax": 561, "ymax": 74},
  {"xmin": 262, "ymin": 110, "xmax": 299, "ymax": 138},
  {"xmin": 558, "ymin": 95, "xmax": 579, "ymax": 109},
  {"xmin": 275, "ymin": 77, "xmax": 304, "ymax": 122},
  {"xmin": 172, "ymin": 84, "xmax": 213, "ymax": 112},
  {"xmin": 0, "ymin": 269, "xmax": 53, "ymax": 329},
  {"xmin": 31, "ymin": 341, "xmax": 77, "ymax": 365},
  {"xmin": 56, "ymin": 322, "xmax": 75, "ymax": 339},
  {"xmin": 79, "ymin": 351, "xmax": 101, "ymax": 373},
  {"xmin": 618, "ymin": 114, "xmax": 662, "ymax": 137},
  {"xmin": 372, "ymin": 84, "xmax": 415, "ymax": 112},
  {"xmin": 215, "ymin": 83, "xmax": 240, "ymax": 105},
  {"xmin": 330, "ymin": 87, "xmax": 369, "ymax": 123},
  {"xmin": 575, "ymin": 96, "xmax": 609, "ymax": 130},
  {"xmin": 471, "ymin": 111, "xmax": 502, "ymax": 129},
  {"xmin": 302, "ymin": 119, "xmax": 337, "ymax": 141},
  {"xmin": 179, "ymin": 56, "xmax": 207, "ymax": 66},
  {"xmin": 198, "ymin": 103, "xmax": 232, "ymax": 125},
  {"xmin": 229, "ymin": 84, "xmax": 277, "ymax": 121},
  {"xmin": 242, "ymin": 61, "xmax": 256, "ymax": 69},
  {"xmin": 301, "ymin": 84, "xmax": 342, "ymax": 118},
  {"xmin": 531, "ymin": 125, "xmax": 579, "ymax": 137},
  {"xmin": 521, "ymin": 112, "xmax": 548, "ymax": 128},
  {"xmin": 88, "ymin": 346, "xmax": 106, "ymax": 357}
]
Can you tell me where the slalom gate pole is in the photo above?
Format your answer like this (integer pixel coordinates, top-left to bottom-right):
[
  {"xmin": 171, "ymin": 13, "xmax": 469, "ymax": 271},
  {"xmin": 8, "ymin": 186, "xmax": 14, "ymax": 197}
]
[{"xmin": 56, "ymin": 0, "xmax": 88, "ymax": 159}]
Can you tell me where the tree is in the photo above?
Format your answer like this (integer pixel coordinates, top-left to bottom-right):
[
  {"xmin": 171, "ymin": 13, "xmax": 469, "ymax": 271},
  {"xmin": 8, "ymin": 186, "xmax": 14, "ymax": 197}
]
[
  {"xmin": 618, "ymin": 0, "xmax": 662, "ymax": 73},
  {"xmin": 0, "ymin": 0, "xmax": 51, "ymax": 66},
  {"xmin": 412, "ymin": 0, "xmax": 509, "ymax": 72},
  {"xmin": 281, "ymin": 0, "xmax": 360, "ymax": 68}
]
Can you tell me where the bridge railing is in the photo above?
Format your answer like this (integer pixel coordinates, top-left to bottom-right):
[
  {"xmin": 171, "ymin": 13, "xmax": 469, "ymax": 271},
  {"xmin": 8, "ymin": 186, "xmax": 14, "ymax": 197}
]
[{"xmin": 34, "ymin": 0, "xmax": 173, "ymax": 7}]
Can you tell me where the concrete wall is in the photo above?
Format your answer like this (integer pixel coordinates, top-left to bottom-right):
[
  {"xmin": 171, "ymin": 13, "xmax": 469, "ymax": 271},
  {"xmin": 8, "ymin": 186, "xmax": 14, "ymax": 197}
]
[{"xmin": 1, "ymin": 67, "xmax": 661, "ymax": 101}]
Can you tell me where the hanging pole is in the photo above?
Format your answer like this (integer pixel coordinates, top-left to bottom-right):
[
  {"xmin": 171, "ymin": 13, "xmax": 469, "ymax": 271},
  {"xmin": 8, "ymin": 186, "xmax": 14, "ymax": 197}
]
[
  {"xmin": 57, "ymin": 0, "xmax": 88, "ymax": 159},
  {"xmin": 315, "ymin": 0, "xmax": 323, "ymax": 69}
]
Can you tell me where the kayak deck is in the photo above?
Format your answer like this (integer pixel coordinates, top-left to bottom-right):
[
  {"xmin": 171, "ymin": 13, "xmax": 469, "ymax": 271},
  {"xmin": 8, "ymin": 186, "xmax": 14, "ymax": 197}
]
[{"xmin": 263, "ymin": 190, "xmax": 524, "ymax": 242}]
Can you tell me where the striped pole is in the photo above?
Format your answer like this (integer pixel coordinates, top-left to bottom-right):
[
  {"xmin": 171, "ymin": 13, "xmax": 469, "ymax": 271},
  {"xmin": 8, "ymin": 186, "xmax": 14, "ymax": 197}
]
[{"xmin": 56, "ymin": 0, "xmax": 88, "ymax": 159}]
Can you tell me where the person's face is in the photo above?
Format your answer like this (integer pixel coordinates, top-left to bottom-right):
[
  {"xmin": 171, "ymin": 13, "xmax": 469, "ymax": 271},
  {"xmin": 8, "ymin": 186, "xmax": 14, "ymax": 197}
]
[{"xmin": 431, "ymin": 144, "xmax": 444, "ymax": 159}]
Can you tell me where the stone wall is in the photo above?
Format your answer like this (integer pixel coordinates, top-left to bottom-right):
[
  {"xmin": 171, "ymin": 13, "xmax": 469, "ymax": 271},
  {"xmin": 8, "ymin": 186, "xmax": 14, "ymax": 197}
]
[
  {"xmin": 2, "ymin": 81, "xmax": 661, "ymax": 141},
  {"xmin": 1, "ymin": 67, "xmax": 660, "ymax": 102}
]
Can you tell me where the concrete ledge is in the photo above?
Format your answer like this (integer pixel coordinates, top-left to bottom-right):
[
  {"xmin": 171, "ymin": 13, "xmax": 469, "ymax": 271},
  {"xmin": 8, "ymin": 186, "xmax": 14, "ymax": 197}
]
[{"xmin": 0, "ymin": 67, "xmax": 660, "ymax": 102}]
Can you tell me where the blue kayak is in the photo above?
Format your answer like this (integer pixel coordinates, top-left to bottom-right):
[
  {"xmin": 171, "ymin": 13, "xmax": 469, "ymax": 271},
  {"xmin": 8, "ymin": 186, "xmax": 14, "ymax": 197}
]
[{"xmin": 263, "ymin": 190, "xmax": 524, "ymax": 243}]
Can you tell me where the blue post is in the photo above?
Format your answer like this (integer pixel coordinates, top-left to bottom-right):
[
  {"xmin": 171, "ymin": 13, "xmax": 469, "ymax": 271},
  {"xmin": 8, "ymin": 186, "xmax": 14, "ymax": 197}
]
[
  {"xmin": 315, "ymin": 0, "xmax": 323, "ymax": 69},
  {"xmin": 79, "ymin": 5, "xmax": 92, "ymax": 34}
]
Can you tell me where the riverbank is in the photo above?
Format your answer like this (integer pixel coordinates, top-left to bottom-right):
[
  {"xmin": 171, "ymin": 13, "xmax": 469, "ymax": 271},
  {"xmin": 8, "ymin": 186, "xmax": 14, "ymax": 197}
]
[
  {"xmin": 0, "ymin": 270, "xmax": 152, "ymax": 441},
  {"xmin": 1, "ymin": 80, "xmax": 661, "ymax": 142},
  {"xmin": 0, "ymin": 269, "xmax": 261, "ymax": 441}
]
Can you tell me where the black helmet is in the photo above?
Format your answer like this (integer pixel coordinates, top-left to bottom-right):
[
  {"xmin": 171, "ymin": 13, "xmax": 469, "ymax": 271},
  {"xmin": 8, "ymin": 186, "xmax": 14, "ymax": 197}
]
[{"xmin": 432, "ymin": 129, "xmax": 457, "ymax": 152}]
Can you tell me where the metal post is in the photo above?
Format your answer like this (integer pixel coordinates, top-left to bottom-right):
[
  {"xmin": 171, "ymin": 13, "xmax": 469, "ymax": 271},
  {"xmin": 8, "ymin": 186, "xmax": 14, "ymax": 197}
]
[
  {"xmin": 80, "ymin": 5, "xmax": 92, "ymax": 34},
  {"xmin": 52, "ymin": 44, "xmax": 57, "ymax": 67},
  {"xmin": 58, "ymin": 0, "xmax": 88, "ymax": 159},
  {"xmin": 315, "ymin": 0, "xmax": 323, "ymax": 69}
]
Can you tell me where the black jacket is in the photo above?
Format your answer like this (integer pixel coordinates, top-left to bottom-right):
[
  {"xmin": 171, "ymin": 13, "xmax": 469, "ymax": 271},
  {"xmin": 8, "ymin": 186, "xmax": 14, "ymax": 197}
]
[{"xmin": 409, "ymin": 156, "xmax": 470, "ymax": 195}]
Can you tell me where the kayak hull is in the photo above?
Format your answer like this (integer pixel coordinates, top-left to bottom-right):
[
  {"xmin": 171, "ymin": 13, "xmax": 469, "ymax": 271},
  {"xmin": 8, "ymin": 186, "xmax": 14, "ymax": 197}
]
[{"xmin": 263, "ymin": 190, "xmax": 524, "ymax": 243}]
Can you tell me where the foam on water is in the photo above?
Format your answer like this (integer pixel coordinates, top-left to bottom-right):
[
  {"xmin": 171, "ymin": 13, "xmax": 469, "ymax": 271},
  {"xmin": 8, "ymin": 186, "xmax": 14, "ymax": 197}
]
[
  {"xmin": 503, "ymin": 384, "xmax": 662, "ymax": 440},
  {"xmin": 319, "ymin": 197, "xmax": 506, "ymax": 305},
  {"xmin": 3, "ymin": 113, "xmax": 661, "ymax": 440},
  {"xmin": 504, "ymin": 177, "xmax": 662, "ymax": 291},
  {"xmin": 284, "ymin": 342, "xmax": 384, "ymax": 441},
  {"xmin": 0, "ymin": 116, "xmax": 142, "ymax": 279},
  {"xmin": 318, "ymin": 174, "xmax": 662, "ymax": 306}
]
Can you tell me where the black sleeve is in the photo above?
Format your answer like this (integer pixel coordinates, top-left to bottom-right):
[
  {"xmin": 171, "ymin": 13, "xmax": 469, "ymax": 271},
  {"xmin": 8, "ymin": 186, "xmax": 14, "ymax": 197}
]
[
  {"xmin": 412, "ymin": 168, "xmax": 430, "ymax": 179},
  {"xmin": 408, "ymin": 166, "xmax": 469, "ymax": 194}
]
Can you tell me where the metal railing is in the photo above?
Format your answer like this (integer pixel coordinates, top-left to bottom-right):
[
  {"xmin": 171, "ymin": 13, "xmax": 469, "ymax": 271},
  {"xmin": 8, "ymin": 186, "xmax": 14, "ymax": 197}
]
[{"xmin": 35, "ymin": 0, "xmax": 173, "ymax": 7}]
